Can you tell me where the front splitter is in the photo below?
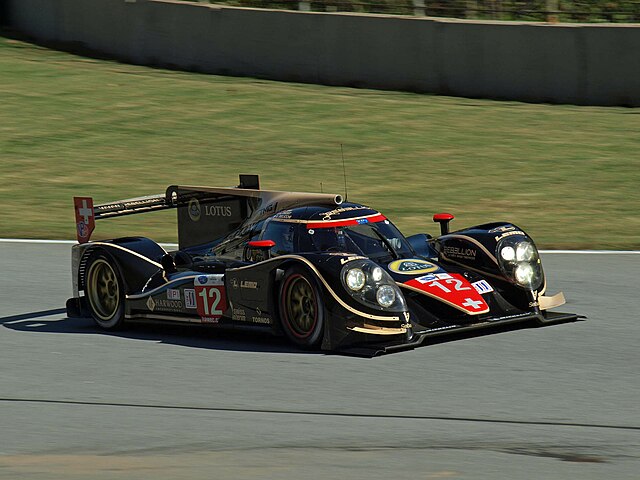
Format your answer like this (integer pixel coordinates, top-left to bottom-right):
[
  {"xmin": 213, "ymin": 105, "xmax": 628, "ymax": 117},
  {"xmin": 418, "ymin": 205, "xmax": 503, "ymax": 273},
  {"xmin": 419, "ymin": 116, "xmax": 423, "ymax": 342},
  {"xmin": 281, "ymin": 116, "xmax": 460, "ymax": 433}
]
[{"xmin": 338, "ymin": 311, "xmax": 584, "ymax": 357}]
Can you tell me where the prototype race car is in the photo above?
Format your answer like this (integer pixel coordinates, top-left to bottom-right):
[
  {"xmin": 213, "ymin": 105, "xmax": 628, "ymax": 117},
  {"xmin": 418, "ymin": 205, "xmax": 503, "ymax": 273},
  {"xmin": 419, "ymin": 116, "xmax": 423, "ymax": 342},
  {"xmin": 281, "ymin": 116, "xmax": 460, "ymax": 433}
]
[{"xmin": 66, "ymin": 174, "xmax": 581, "ymax": 355}]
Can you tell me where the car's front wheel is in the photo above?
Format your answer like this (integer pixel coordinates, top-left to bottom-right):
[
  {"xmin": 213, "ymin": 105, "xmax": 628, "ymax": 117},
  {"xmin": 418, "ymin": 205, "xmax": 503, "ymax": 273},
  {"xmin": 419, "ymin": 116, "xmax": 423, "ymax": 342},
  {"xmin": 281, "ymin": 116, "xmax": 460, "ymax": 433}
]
[
  {"xmin": 85, "ymin": 252, "xmax": 125, "ymax": 330},
  {"xmin": 279, "ymin": 266, "xmax": 325, "ymax": 348}
]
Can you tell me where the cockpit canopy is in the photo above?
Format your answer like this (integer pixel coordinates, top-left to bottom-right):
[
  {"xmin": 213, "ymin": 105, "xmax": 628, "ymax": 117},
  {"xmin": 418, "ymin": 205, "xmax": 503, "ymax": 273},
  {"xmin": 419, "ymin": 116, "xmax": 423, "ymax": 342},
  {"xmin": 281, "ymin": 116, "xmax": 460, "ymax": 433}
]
[{"xmin": 260, "ymin": 204, "xmax": 414, "ymax": 260}]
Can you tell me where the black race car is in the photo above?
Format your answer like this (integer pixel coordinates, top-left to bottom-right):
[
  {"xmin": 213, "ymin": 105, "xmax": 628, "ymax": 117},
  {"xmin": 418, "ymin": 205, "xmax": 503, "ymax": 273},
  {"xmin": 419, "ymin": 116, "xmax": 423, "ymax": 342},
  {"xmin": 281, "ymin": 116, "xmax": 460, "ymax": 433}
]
[{"xmin": 66, "ymin": 174, "xmax": 581, "ymax": 355}]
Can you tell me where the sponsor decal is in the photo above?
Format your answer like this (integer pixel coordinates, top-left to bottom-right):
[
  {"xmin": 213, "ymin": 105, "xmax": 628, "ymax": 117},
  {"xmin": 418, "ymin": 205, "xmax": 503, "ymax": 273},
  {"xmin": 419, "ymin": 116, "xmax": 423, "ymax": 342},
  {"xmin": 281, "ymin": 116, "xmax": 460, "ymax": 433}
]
[
  {"xmin": 403, "ymin": 311, "xmax": 411, "ymax": 322},
  {"xmin": 256, "ymin": 307, "xmax": 262, "ymax": 316},
  {"xmin": 188, "ymin": 198, "xmax": 201, "ymax": 222},
  {"xmin": 195, "ymin": 274, "xmax": 224, "ymax": 286},
  {"xmin": 251, "ymin": 316, "xmax": 271, "ymax": 324},
  {"xmin": 529, "ymin": 301, "xmax": 539, "ymax": 308},
  {"xmin": 404, "ymin": 273, "xmax": 489, "ymax": 315},
  {"xmin": 443, "ymin": 245, "xmax": 477, "ymax": 260},
  {"xmin": 321, "ymin": 205, "xmax": 369, "ymax": 221},
  {"xmin": 256, "ymin": 202, "xmax": 278, "ymax": 217},
  {"xmin": 147, "ymin": 296, "xmax": 183, "ymax": 312},
  {"xmin": 77, "ymin": 221, "xmax": 88, "ymax": 239},
  {"xmin": 240, "ymin": 280, "xmax": 258, "ymax": 289},
  {"xmin": 489, "ymin": 225, "xmax": 516, "ymax": 234},
  {"xmin": 232, "ymin": 308, "xmax": 246, "ymax": 322},
  {"xmin": 356, "ymin": 218, "xmax": 369, "ymax": 224},
  {"xmin": 156, "ymin": 299, "xmax": 183, "ymax": 311},
  {"xmin": 204, "ymin": 205, "xmax": 233, "ymax": 217},
  {"xmin": 472, "ymin": 280, "xmax": 494, "ymax": 294},
  {"xmin": 416, "ymin": 273, "xmax": 452, "ymax": 283},
  {"xmin": 494, "ymin": 230, "xmax": 525, "ymax": 242},
  {"xmin": 201, "ymin": 317, "xmax": 219, "ymax": 324},
  {"xmin": 167, "ymin": 289, "xmax": 180, "ymax": 300},
  {"xmin": 415, "ymin": 274, "xmax": 437, "ymax": 284},
  {"xmin": 231, "ymin": 277, "xmax": 239, "ymax": 289},
  {"xmin": 425, "ymin": 325, "xmax": 459, "ymax": 333},
  {"xmin": 274, "ymin": 209, "xmax": 293, "ymax": 220},
  {"xmin": 340, "ymin": 255, "xmax": 367, "ymax": 265},
  {"xmin": 184, "ymin": 289, "xmax": 197, "ymax": 309},
  {"xmin": 388, "ymin": 259, "xmax": 439, "ymax": 275}
]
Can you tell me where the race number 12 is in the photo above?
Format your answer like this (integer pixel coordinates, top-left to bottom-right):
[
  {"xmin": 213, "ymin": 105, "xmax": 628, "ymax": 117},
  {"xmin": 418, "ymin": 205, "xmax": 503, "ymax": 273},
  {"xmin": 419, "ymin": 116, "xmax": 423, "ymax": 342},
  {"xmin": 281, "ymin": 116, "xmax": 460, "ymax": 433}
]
[{"xmin": 195, "ymin": 285, "xmax": 227, "ymax": 322}]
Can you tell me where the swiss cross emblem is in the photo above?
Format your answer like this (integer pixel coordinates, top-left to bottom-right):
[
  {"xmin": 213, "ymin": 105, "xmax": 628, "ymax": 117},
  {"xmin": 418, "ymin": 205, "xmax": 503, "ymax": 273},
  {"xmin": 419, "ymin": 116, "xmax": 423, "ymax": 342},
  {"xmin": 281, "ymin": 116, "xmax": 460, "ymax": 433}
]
[{"xmin": 74, "ymin": 197, "xmax": 95, "ymax": 243}]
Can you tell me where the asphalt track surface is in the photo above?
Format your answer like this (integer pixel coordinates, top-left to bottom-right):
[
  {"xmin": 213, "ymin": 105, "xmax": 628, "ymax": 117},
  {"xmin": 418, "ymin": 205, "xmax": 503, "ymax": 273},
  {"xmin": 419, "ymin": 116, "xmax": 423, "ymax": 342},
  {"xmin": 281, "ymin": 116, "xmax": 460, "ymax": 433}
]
[{"xmin": 0, "ymin": 242, "xmax": 638, "ymax": 479}]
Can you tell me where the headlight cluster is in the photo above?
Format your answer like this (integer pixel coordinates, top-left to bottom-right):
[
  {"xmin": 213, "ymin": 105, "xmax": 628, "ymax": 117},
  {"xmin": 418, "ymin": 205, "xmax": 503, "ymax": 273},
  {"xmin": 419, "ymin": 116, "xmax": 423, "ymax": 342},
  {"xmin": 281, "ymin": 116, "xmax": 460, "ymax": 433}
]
[
  {"xmin": 341, "ymin": 261, "xmax": 406, "ymax": 311},
  {"xmin": 497, "ymin": 237, "xmax": 544, "ymax": 290}
]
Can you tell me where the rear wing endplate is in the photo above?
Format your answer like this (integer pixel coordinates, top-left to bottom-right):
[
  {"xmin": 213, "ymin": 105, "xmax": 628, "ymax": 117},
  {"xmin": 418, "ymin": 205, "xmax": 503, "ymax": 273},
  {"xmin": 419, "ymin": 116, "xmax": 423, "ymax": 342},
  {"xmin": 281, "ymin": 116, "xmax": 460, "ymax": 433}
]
[{"xmin": 73, "ymin": 192, "xmax": 174, "ymax": 243}]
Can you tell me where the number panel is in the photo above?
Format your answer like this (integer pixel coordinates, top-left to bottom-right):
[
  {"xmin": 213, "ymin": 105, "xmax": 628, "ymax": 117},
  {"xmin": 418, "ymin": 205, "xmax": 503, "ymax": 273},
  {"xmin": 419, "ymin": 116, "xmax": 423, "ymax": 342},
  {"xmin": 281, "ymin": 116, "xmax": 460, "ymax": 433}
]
[
  {"xmin": 195, "ymin": 285, "xmax": 227, "ymax": 322},
  {"xmin": 194, "ymin": 274, "xmax": 227, "ymax": 323}
]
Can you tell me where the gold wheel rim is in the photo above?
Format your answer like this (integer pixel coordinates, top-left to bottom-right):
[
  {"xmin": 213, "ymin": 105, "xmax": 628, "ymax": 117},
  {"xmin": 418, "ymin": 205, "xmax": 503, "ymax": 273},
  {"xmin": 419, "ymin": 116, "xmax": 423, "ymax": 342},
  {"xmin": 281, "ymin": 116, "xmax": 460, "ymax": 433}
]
[
  {"xmin": 87, "ymin": 259, "xmax": 120, "ymax": 321},
  {"xmin": 285, "ymin": 276, "xmax": 317, "ymax": 337}
]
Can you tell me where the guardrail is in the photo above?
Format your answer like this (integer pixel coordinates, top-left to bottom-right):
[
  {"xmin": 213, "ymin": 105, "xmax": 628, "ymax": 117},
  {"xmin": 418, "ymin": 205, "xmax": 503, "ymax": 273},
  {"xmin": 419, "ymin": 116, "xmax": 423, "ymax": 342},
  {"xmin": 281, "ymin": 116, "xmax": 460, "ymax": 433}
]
[{"xmin": 179, "ymin": 0, "xmax": 640, "ymax": 22}]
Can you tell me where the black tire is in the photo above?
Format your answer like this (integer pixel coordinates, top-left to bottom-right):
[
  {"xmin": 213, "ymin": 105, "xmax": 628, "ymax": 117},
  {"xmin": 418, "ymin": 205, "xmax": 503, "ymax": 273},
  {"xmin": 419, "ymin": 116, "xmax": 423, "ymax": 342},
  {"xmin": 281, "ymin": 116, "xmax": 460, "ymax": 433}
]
[
  {"xmin": 278, "ymin": 266, "xmax": 325, "ymax": 348},
  {"xmin": 84, "ymin": 252, "xmax": 125, "ymax": 330}
]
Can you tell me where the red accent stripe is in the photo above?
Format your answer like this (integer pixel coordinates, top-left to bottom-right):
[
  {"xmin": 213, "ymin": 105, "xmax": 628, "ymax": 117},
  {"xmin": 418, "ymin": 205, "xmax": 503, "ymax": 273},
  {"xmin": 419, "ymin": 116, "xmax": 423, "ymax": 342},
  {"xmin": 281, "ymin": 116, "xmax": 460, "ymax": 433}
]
[
  {"xmin": 306, "ymin": 214, "xmax": 387, "ymax": 229},
  {"xmin": 248, "ymin": 240, "xmax": 276, "ymax": 248}
]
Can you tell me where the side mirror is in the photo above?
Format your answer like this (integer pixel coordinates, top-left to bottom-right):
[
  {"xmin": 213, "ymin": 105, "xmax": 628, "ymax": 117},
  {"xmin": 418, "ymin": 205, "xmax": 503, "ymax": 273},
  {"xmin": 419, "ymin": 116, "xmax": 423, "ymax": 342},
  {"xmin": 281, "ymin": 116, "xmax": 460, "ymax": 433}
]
[
  {"xmin": 244, "ymin": 240, "xmax": 276, "ymax": 262},
  {"xmin": 160, "ymin": 253, "xmax": 177, "ymax": 274},
  {"xmin": 433, "ymin": 213, "xmax": 454, "ymax": 235},
  {"xmin": 406, "ymin": 233, "xmax": 436, "ymax": 258}
]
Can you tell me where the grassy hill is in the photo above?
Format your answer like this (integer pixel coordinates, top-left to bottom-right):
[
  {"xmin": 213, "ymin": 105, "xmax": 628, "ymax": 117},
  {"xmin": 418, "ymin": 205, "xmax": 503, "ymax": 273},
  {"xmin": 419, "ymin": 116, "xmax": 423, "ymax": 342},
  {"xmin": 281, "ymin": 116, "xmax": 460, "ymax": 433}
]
[{"xmin": 0, "ymin": 35, "xmax": 638, "ymax": 248}]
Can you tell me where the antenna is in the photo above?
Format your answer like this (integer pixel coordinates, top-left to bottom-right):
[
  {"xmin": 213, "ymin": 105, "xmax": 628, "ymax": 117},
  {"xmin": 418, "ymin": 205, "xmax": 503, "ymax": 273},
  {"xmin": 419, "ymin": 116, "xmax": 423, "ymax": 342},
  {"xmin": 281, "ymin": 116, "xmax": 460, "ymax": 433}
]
[
  {"xmin": 341, "ymin": 144, "xmax": 348, "ymax": 201},
  {"xmin": 320, "ymin": 182, "xmax": 323, "ymax": 193}
]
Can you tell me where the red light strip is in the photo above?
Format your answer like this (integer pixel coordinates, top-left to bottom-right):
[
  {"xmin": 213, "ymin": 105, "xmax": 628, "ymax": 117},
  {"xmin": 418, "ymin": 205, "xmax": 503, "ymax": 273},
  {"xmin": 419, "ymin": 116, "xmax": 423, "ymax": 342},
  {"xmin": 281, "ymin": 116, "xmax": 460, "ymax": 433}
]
[{"xmin": 306, "ymin": 214, "xmax": 387, "ymax": 229}]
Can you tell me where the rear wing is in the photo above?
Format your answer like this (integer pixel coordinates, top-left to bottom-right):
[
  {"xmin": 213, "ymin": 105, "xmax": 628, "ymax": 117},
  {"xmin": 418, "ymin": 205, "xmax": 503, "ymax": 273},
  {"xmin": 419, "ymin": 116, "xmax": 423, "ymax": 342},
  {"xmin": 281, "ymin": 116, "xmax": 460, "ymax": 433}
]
[
  {"xmin": 73, "ymin": 175, "xmax": 343, "ymax": 248},
  {"xmin": 74, "ymin": 189, "xmax": 185, "ymax": 244}
]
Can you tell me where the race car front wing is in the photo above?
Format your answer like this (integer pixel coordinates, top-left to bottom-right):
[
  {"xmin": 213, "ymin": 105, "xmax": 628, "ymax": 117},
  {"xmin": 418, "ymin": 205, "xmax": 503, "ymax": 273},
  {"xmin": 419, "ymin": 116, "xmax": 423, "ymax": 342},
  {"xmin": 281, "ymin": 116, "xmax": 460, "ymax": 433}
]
[{"xmin": 339, "ymin": 310, "xmax": 584, "ymax": 357}]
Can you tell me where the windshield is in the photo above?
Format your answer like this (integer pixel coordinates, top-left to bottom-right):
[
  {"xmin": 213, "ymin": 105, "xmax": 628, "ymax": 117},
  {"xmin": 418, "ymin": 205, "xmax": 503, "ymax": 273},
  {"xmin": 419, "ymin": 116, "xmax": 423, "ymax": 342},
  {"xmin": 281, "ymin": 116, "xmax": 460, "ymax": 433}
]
[{"xmin": 300, "ymin": 220, "xmax": 413, "ymax": 260}]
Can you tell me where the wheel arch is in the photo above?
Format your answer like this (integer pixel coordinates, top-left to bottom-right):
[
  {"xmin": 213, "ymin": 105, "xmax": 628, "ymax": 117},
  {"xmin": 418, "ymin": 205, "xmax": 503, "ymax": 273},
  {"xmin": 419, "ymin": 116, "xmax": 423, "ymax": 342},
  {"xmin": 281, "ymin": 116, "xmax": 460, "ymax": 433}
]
[{"xmin": 77, "ymin": 237, "xmax": 165, "ymax": 295}]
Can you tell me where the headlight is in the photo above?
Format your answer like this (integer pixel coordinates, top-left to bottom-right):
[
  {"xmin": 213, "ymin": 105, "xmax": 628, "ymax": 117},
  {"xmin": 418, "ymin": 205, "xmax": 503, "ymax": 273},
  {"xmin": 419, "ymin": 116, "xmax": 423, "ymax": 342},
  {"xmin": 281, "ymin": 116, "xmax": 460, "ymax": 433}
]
[
  {"xmin": 500, "ymin": 246, "xmax": 515, "ymax": 261},
  {"xmin": 516, "ymin": 242, "xmax": 536, "ymax": 262},
  {"xmin": 346, "ymin": 268, "xmax": 365, "ymax": 291},
  {"xmin": 372, "ymin": 267, "xmax": 384, "ymax": 282},
  {"xmin": 514, "ymin": 263, "xmax": 534, "ymax": 284},
  {"xmin": 497, "ymin": 237, "xmax": 543, "ymax": 290},
  {"xmin": 376, "ymin": 285, "xmax": 396, "ymax": 307},
  {"xmin": 340, "ymin": 260, "xmax": 406, "ymax": 312}
]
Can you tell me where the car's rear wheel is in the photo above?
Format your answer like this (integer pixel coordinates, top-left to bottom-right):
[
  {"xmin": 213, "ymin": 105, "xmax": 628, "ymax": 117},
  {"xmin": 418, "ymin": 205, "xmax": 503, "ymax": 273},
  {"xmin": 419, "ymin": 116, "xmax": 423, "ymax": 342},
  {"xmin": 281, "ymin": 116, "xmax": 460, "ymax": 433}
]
[
  {"xmin": 279, "ymin": 266, "xmax": 325, "ymax": 348},
  {"xmin": 85, "ymin": 252, "xmax": 125, "ymax": 330}
]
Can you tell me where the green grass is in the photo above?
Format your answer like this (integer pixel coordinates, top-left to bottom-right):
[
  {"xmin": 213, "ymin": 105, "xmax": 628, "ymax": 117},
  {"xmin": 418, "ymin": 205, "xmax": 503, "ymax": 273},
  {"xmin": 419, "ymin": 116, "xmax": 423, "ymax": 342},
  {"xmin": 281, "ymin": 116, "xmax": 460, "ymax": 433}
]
[{"xmin": 0, "ymin": 35, "xmax": 638, "ymax": 249}]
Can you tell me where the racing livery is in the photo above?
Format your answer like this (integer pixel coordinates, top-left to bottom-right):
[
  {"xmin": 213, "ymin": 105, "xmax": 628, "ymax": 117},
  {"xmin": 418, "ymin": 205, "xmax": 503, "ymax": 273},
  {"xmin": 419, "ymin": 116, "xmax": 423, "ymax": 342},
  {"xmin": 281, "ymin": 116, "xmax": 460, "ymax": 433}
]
[{"xmin": 66, "ymin": 175, "xmax": 581, "ymax": 355}]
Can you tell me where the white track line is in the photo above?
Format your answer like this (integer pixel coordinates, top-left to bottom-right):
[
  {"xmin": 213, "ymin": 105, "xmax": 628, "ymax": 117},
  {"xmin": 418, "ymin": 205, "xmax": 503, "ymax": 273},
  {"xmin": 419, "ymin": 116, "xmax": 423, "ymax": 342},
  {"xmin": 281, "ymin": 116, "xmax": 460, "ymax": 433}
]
[{"xmin": 0, "ymin": 238, "xmax": 638, "ymax": 254}]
